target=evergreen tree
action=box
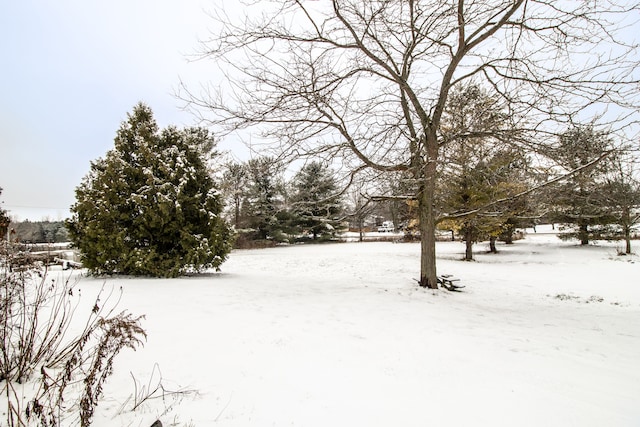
[439,149,527,259]
[550,125,614,245]
[67,103,232,277]
[437,84,525,260]
[242,157,286,241]
[290,161,343,240]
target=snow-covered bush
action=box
[67,103,233,277]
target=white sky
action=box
[1,1,228,221]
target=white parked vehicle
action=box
[377,221,394,232]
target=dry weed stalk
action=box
[117,363,199,422]
[1,243,146,426]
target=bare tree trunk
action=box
[464,229,474,261]
[624,224,632,254]
[418,178,438,289]
[416,132,440,289]
[489,236,497,253]
[579,222,589,245]
[625,229,631,254]
[420,194,438,289]
[623,209,632,254]
[234,197,241,228]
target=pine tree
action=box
[437,84,525,260]
[550,125,614,245]
[67,103,232,277]
[242,157,287,241]
[439,149,527,259]
[290,161,343,240]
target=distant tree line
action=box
[6,219,69,244]
[0,189,69,244]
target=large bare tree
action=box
[184,0,639,288]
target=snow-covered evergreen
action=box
[242,157,287,241]
[67,103,232,277]
[290,161,343,240]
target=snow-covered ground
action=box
[54,227,640,426]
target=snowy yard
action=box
[62,228,640,426]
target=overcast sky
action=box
[1,1,228,221]
[2,2,638,221]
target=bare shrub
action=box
[1,243,146,426]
